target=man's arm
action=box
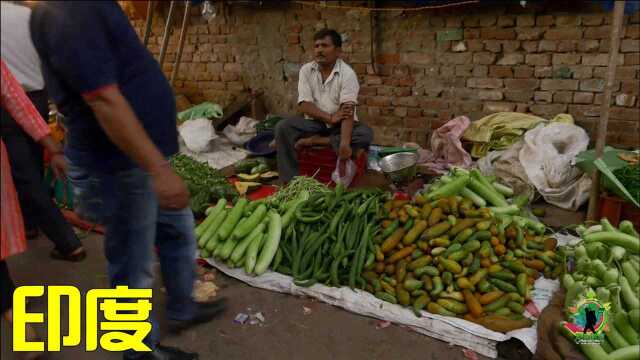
[84,86,189,209]
[298,101,337,125]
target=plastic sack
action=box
[416,116,472,174]
[332,158,356,187]
[223,116,258,146]
[178,118,217,153]
[519,123,591,211]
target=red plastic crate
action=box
[297,146,367,186]
[598,194,640,232]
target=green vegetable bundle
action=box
[560,218,640,360]
[170,154,237,214]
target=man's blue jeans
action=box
[66,162,198,351]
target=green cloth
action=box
[177,102,223,124]
[463,112,573,158]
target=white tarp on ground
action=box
[205,258,561,358]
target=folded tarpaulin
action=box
[462,112,574,158]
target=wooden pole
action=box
[170,1,191,85]
[142,1,155,46]
[158,1,177,69]
[586,0,626,221]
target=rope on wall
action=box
[291,0,480,12]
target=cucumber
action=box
[217,198,248,241]
[244,234,265,275]
[196,199,227,239]
[254,211,283,275]
[202,210,228,251]
[230,223,266,263]
[231,204,268,240]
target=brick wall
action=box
[128,2,640,148]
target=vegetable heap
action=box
[613,164,640,205]
[170,154,237,214]
[196,198,282,276]
[559,219,640,360]
[274,185,385,288]
[361,169,561,332]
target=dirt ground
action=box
[1,172,585,360]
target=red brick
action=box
[401,52,433,65]
[405,108,421,117]
[582,54,624,66]
[377,86,394,96]
[474,90,504,101]
[394,77,416,87]
[580,79,606,92]
[517,28,545,40]
[465,29,481,40]
[610,107,640,121]
[553,54,581,65]
[473,52,496,65]
[288,34,300,44]
[484,102,516,113]
[393,96,420,107]
[618,133,640,148]
[534,91,553,103]
[522,41,539,53]
[467,78,503,89]
[584,26,610,40]
[558,41,578,52]
[578,40,601,52]
[473,65,489,77]
[505,78,539,91]
[489,65,513,78]
[626,53,640,65]
[446,16,463,27]
[227,81,244,91]
[405,117,429,129]
[570,66,594,79]
[540,79,579,90]
[290,23,303,33]
[480,16,498,27]
[367,96,392,106]
[394,87,412,97]
[535,66,553,78]
[220,72,239,81]
[569,104,601,118]
[394,107,408,117]
[516,104,530,113]
[573,92,594,104]
[621,39,640,53]
[556,15,581,27]
[626,24,640,39]
[502,41,521,52]
[514,66,534,78]
[467,40,485,51]
[366,75,383,85]
[537,15,554,27]
[376,53,400,64]
[464,15,481,27]
[455,65,474,77]
[481,28,517,40]
[442,52,473,65]
[540,41,563,54]
[497,53,524,65]
[360,86,377,96]
[421,99,449,110]
[505,91,534,102]
[223,63,242,72]
[544,28,583,40]
[497,16,515,27]
[530,103,568,115]
[582,14,605,26]
[526,54,551,66]
[485,40,502,53]
[517,15,536,27]
[553,91,573,103]
[621,81,640,95]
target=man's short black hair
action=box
[313,29,342,48]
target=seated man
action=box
[275,28,373,183]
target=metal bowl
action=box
[379,152,418,183]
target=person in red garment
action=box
[0,59,67,359]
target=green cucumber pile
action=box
[559,219,640,360]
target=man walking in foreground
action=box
[30,2,224,359]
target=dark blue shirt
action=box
[30,1,178,172]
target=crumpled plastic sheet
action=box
[205,257,560,358]
[179,136,248,170]
[417,116,473,175]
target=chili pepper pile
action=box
[362,172,562,333]
[559,219,639,360]
[272,184,386,288]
